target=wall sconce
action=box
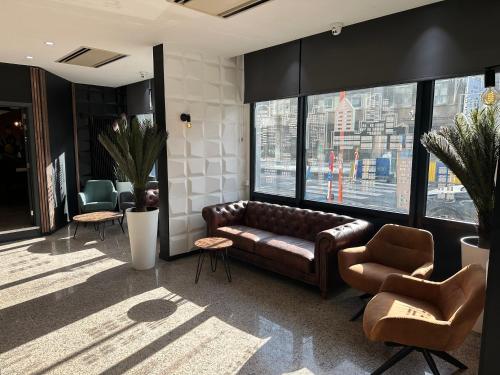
[482,67,499,106]
[180,113,192,128]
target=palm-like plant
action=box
[98,116,168,212]
[421,105,500,248]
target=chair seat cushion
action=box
[215,225,275,253]
[363,292,445,345]
[82,202,115,212]
[255,236,315,274]
[343,262,409,295]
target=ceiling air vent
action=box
[168,0,272,18]
[56,47,128,68]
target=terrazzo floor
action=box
[0,223,481,374]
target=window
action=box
[425,74,499,223]
[304,83,418,213]
[254,98,298,197]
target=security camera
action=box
[331,22,344,36]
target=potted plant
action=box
[421,105,499,271]
[114,166,132,210]
[99,116,168,270]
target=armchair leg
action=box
[350,294,371,321]
[350,304,366,321]
[422,350,440,375]
[429,350,467,370]
[371,346,414,375]
[371,346,467,375]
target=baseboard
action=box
[159,248,198,261]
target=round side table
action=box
[194,237,233,283]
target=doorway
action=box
[0,106,35,232]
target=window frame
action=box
[249,71,495,228]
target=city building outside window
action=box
[425,74,499,223]
[304,83,418,213]
[254,98,298,197]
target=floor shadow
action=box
[1,228,480,375]
[127,299,177,322]
[0,263,160,353]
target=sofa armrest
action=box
[202,201,248,236]
[411,262,434,279]
[380,273,441,303]
[316,219,373,256]
[315,219,373,297]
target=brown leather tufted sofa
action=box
[202,200,373,297]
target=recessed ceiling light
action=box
[26,55,33,59]
[45,41,55,46]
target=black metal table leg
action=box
[73,222,79,239]
[195,250,206,283]
[99,222,105,241]
[118,218,125,233]
[210,251,218,272]
[222,248,232,282]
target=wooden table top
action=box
[194,237,233,250]
[73,211,123,223]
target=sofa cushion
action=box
[255,236,315,274]
[215,225,275,253]
[342,262,409,295]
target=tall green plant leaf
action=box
[98,116,168,212]
[421,105,500,248]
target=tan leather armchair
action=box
[363,264,486,375]
[338,224,434,320]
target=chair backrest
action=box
[440,264,486,349]
[244,201,356,241]
[84,180,115,202]
[367,224,433,273]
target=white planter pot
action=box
[116,181,132,210]
[126,207,159,270]
[461,236,489,333]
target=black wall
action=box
[244,0,500,281]
[480,163,500,374]
[244,41,300,102]
[245,0,500,102]
[74,84,126,186]
[45,72,78,226]
[124,79,154,116]
[0,63,31,103]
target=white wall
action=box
[164,48,249,256]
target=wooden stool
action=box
[194,237,233,283]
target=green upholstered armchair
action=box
[78,180,118,213]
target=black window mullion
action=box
[249,103,256,200]
[408,80,434,227]
[296,96,307,205]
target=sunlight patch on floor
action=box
[0,257,124,308]
[128,316,269,375]
[0,247,111,287]
[0,288,205,375]
[0,237,46,252]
